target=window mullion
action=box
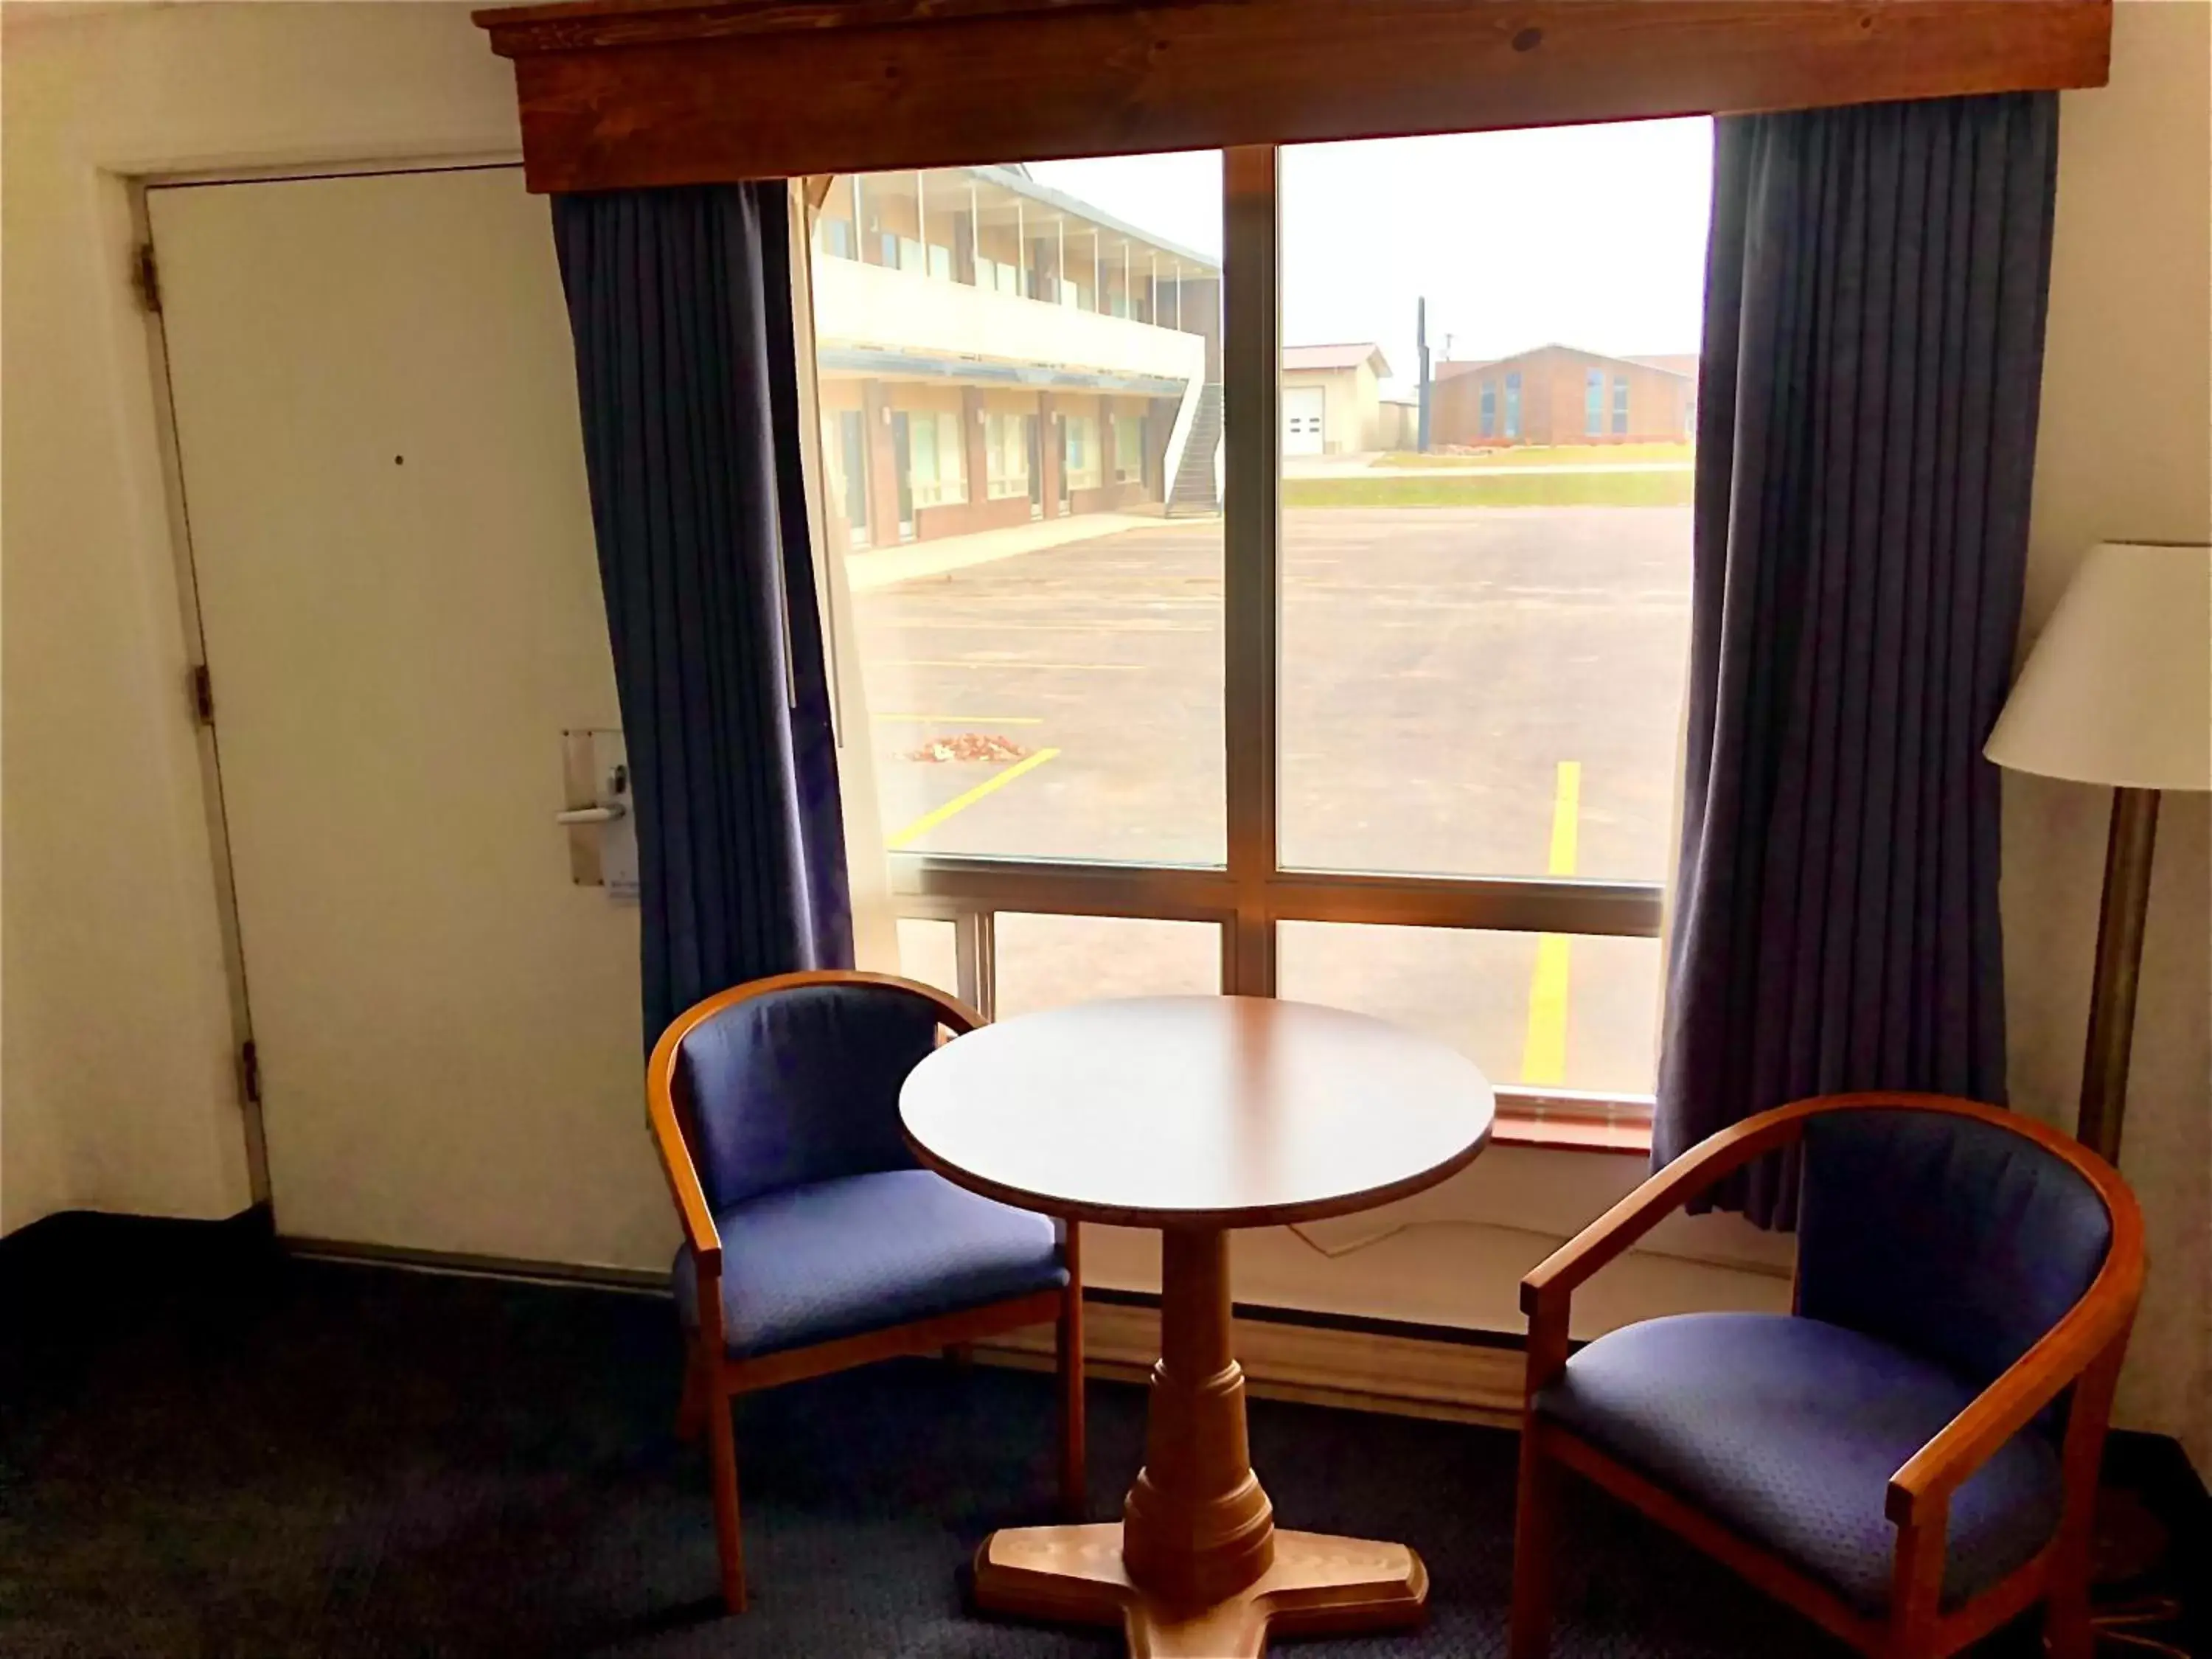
[1222,144,1281,998]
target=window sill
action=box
[1490,1093,1653,1155]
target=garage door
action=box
[1284,386,1326,455]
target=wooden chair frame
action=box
[1511,1093,2144,1659]
[646,968,1087,1614]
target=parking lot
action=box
[849,505,1693,1097]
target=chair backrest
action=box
[1797,1107,2115,1392]
[670,975,967,1211]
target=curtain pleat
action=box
[554,185,852,1048]
[1655,95,2058,1226]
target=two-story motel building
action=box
[810,165,1223,552]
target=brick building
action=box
[1430,344,1694,448]
[811,166,1222,550]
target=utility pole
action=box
[1416,296,1432,453]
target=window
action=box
[818,153,1225,868]
[906,409,967,508]
[810,127,1707,1128]
[928,242,954,281]
[984,411,1032,500]
[1113,414,1145,485]
[994,914,1220,1018]
[1062,414,1102,490]
[816,215,855,260]
[1612,375,1631,435]
[975,253,1026,297]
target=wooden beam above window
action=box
[474,0,2110,194]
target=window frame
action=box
[807,147,1666,1147]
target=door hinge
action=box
[239,1040,262,1107]
[189,663,215,725]
[134,240,163,314]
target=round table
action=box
[902,995,1495,1658]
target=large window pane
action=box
[1276,921,1660,1096]
[817,156,1226,865]
[1276,122,1711,883]
[992,913,1221,1020]
[895,916,960,1001]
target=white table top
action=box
[901,995,1495,1230]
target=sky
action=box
[1029,118,1713,399]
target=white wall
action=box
[2008,0,2212,1472]
[4,0,2205,1477]
[1,2,522,1234]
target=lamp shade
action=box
[1986,541,2212,791]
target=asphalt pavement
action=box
[851,506,1692,1097]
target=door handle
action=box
[554,803,627,826]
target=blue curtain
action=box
[553,184,852,1047]
[1655,94,2059,1226]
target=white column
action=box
[915,170,926,265]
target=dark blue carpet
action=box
[1,1249,2050,1658]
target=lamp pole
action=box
[2077,787,2160,1164]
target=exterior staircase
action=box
[1164,382,1223,516]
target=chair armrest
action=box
[1520,1098,1820,1318]
[1887,1205,2146,1526]
[646,1018,723,1276]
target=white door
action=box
[1283,385,1326,455]
[150,168,669,1270]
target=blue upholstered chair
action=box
[646,970,1085,1613]
[1512,1093,2142,1659]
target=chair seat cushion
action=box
[672,1169,1066,1359]
[1534,1312,2063,1615]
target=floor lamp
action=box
[1985,540,2212,1164]
[1983,540,2211,1652]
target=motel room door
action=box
[149,167,672,1272]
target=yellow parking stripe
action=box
[1520,760,1582,1085]
[1548,759,1581,875]
[886,748,1062,851]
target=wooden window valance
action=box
[475,0,2110,194]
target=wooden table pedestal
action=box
[972,1230,1428,1658]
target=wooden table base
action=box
[973,1228,1429,1657]
[975,1522,1429,1658]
